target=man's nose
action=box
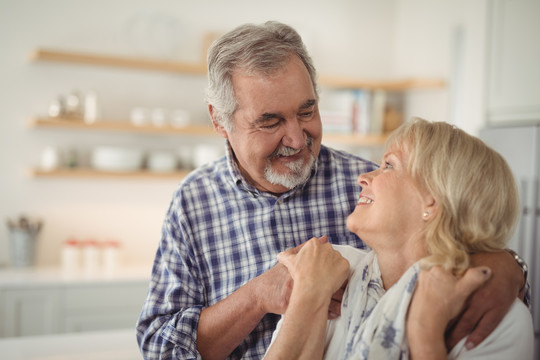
[282,120,306,149]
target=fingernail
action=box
[465,340,475,350]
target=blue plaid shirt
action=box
[136,144,378,359]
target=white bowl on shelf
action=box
[90,146,144,172]
[147,151,177,172]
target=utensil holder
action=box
[9,229,37,267]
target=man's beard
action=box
[264,136,316,190]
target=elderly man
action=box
[136,21,526,359]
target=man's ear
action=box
[209,105,228,138]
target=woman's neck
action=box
[375,239,427,290]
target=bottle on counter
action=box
[102,240,121,274]
[61,238,81,273]
[82,239,101,275]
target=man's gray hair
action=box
[205,21,318,131]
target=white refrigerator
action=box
[480,124,539,358]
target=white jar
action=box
[84,90,99,124]
[40,146,61,171]
[82,240,101,275]
[102,240,121,274]
[61,238,81,273]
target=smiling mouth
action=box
[270,135,314,160]
[277,148,302,158]
[357,195,374,205]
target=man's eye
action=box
[261,122,280,129]
[299,111,314,118]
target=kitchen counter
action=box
[0,328,141,359]
[0,265,151,288]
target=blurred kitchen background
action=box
[0,0,538,358]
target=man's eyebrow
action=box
[300,99,316,109]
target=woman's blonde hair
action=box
[386,118,520,274]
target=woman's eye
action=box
[384,161,393,169]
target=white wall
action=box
[393,0,488,135]
[0,0,401,267]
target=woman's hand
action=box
[407,266,492,360]
[277,236,350,302]
[264,237,350,360]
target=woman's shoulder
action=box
[449,299,534,359]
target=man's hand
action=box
[408,266,491,360]
[250,238,318,315]
[445,250,525,350]
[328,280,347,319]
[254,236,348,318]
[251,260,295,315]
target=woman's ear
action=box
[422,195,437,221]
[209,105,228,138]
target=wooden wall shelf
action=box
[29,168,191,180]
[30,117,387,145]
[318,75,446,91]
[29,117,217,136]
[30,48,207,75]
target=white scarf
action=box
[331,251,420,360]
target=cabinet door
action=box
[0,289,61,337]
[487,0,540,123]
[63,283,148,333]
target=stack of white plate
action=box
[91,146,144,172]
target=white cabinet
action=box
[0,268,149,338]
[486,0,540,123]
[1,288,61,337]
[62,283,148,333]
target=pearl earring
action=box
[423,211,431,219]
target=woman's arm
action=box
[407,266,491,360]
[264,237,350,360]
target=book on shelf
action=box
[320,88,402,136]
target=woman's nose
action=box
[358,169,376,186]
[358,174,368,186]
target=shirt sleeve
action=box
[136,206,205,360]
[448,299,534,360]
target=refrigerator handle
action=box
[530,178,539,333]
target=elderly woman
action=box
[264,118,533,359]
